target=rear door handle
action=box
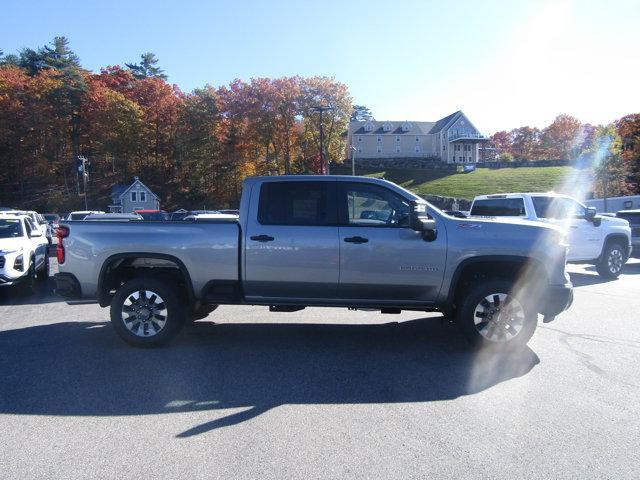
[250,234,275,242]
[344,236,369,244]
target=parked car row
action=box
[0,208,52,245]
[0,213,49,290]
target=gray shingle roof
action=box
[350,120,435,135]
[428,111,461,134]
[110,185,128,198]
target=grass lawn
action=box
[332,165,590,200]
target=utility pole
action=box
[351,146,357,176]
[600,138,609,213]
[311,105,333,174]
[77,155,89,210]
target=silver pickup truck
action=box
[55,175,573,349]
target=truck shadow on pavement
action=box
[0,318,539,438]
[0,278,63,306]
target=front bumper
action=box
[538,282,574,318]
[0,272,28,287]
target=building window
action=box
[140,191,146,202]
[377,135,382,143]
[415,145,421,153]
[443,145,446,151]
[358,136,362,142]
[377,145,382,153]
[131,191,137,202]
[415,137,419,142]
[459,156,463,162]
[395,136,400,142]
[396,145,401,153]
[357,146,362,153]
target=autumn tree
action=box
[490,130,511,155]
[298,76,352,172]
[587,124,629,197]
[126,53,167,80]
[351,105,372,121]
[539,114,582,160]
[617,114,640,194]
[509,126,541,160]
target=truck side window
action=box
[340,183,410,227]
[258,181,336,226]
[471,198,525,216]
[533,197,585,219]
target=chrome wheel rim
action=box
[473,293,525,343]
[607,249,623,274]
[122,290,167,337]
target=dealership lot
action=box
[1,260,639,479]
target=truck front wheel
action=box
[457,280,537,350]
[110,277,186,347]
[596,242,626,279]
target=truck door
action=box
[533,196,602,260]
[243,180,340,301]
[337,182,446,303]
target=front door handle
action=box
[344,236,369,244]
[250,234,275,242]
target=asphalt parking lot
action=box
[1,259,639,479]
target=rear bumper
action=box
[54,272,82,300]
[538,282,573,318]
[0,272,28,287]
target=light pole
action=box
[311,105,333,174]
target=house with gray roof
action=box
[347,111,488,165]
[108,177,160,213]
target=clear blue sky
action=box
[2,0,639,133]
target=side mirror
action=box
[585,206,597,221]
[30,230,42,237]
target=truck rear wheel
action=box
[457,280,537,350]
[596,242,626,279]
[110,277,186,347]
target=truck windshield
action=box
[0,219,24,238]
[471,198,526,216]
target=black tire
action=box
[596,242,626,279]
[110,276,186,347]
[18,259,36,295]
[457,279,537,350]
[36,251,49,282]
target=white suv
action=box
[470,193,632,278]
[0,214,49,290]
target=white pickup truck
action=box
[0,214,49,290]
[470,193,632,278]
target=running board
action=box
[269,305,306,313]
